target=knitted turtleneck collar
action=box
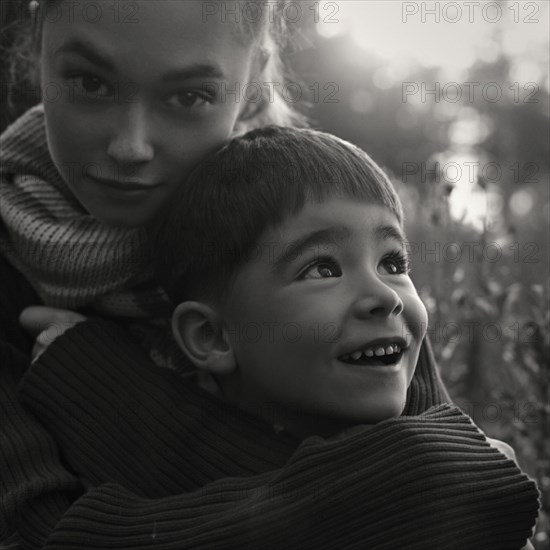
[0,104,169,318]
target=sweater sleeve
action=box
[42,448,538,550]
[0,256,84,549]
[38,415,540,550]
[0,340,82,549]
[0,254,40,356]
[18,320,539,550]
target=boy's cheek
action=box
[405,293,429,339]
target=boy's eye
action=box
[300,260,342,280]
[166,91,211,110]
[381,251,410,275]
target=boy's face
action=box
[221,199,428,437]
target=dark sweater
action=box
[0,315,540,550]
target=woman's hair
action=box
[149,126,404,306]
[227,0,309,129]
[1,0,308,130]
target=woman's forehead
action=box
[42,0,255,82]
[42,0,252,37]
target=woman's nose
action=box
[352,272,404,319]
[107,106,154,165]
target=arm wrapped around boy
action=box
[9,319,539,550]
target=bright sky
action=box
[317,1,549,81]
[316,0,549,231]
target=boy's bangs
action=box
[236,131,404,227]
[150,127,404,305]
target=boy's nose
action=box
[107,106,154,165]
[352,275,404,320]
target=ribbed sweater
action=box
[1,318,540,550]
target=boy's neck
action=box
[216,376,366,440]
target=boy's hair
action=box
[149,126,404,306]
[2,0,307,131]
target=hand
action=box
[19,306,87,362]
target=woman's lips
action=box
[89,175,161,192]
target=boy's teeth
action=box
[340,343,404,362]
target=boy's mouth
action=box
[338,339,406,367]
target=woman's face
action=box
[41,0,256,227]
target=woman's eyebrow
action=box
[54,39,115,71]
[54,38,226,81]
[272,226,351,271]
[160,64,226,83]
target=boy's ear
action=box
[172,302,236,375]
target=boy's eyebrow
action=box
[375,225,407,246]
[273,226,351,271]
[54,39,226,81]
[272,223,406,271]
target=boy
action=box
[153,125,427,438]
[5,127,538,549]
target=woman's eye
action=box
[166,91,210,110]
[381,252,410,275]
[68,74,110,97]
[301,261,342,280]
